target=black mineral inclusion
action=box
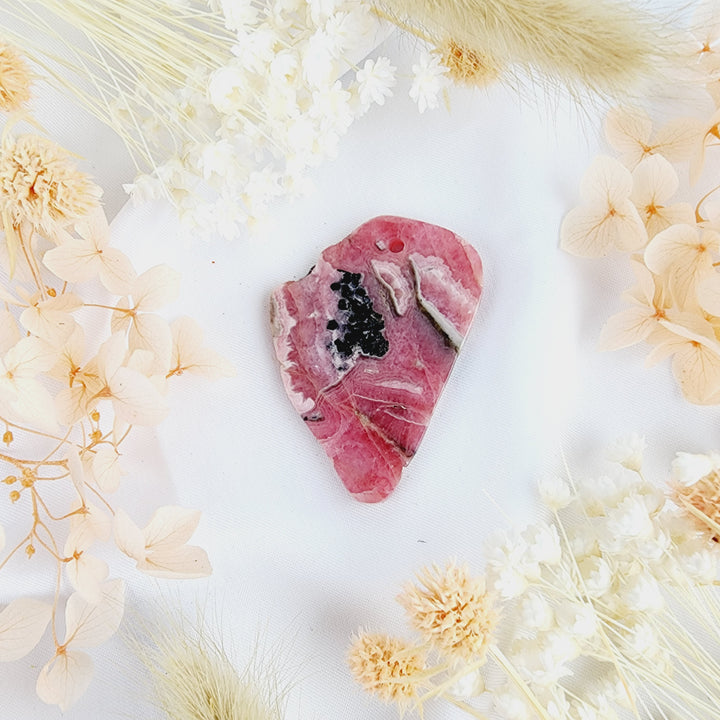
[328,270,388,360]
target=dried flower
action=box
[560,155,647,257]
[0,41,31,113]
[348,633,426,708]
[440,41,500,87]
[0,103,232,711]
[671,467,720,541]
[352,440,720,719]
[398,562,497,660]
[561,9,720,405]
[0,135,101,231]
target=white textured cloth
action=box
[3,26,719,720]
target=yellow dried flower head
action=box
[0,135,102,231]
[672,471,720,541]
[348,633,426,708]
[398,562,497,660]
[440,41,501,86]
[0,42,31,113]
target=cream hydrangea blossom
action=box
[562,28,720,405]
[630,155,695,239]
[605,106,701,169]
[560,156,647,257]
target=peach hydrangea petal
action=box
[0,597,52,662]
[90,444,123,494]
[560,202,646,257]
[579,155,633,204]
[114,506,211,579]
[597,306,659,351]
[64,579,124,649]
[64,550,109,605]
[131,264,181,312]
[690,107,720,184]
[561,156,646,257]
[36,650,93,712]
[672,342,720,404]
[605,107,652,168]
[630,155,695,238]
[698,274,720,316]
[606,107,702,168]
[653,117,705,164]
[644,225,719,306]
[170,316,236,379]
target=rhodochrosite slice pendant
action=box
[270,216,483,502]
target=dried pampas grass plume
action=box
[374,0,675,98]
[132,608,287,720]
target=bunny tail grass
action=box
[132,611,287,720]
[376,0,678,98]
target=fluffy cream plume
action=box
[132,609,286,720]
[374,0,674,97]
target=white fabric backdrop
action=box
[3,22,720,720]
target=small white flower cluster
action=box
[483,435,720,719]
[560,2,720,405]
[123,0,449,239]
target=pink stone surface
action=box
[270,216,483,502]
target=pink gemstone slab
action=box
[270,216,483,502]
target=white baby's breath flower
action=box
[356,57,396,109]
[604,494,654,541]
[538,474,573,510]
[676,539,718,582]
[578,475,625,515]
[447,667,485,697]
[523,523,562,566]
[605,433,646,472]
[634,528,671,561]
[519,592,554,631]
[671,451,716,486]
[578,556,613,598]
[619,618,660,661]
[620,573,664,612]
[493,689,531,720]
[568,526,598,560]
[409,50,449,113]
[555,601,598,640]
